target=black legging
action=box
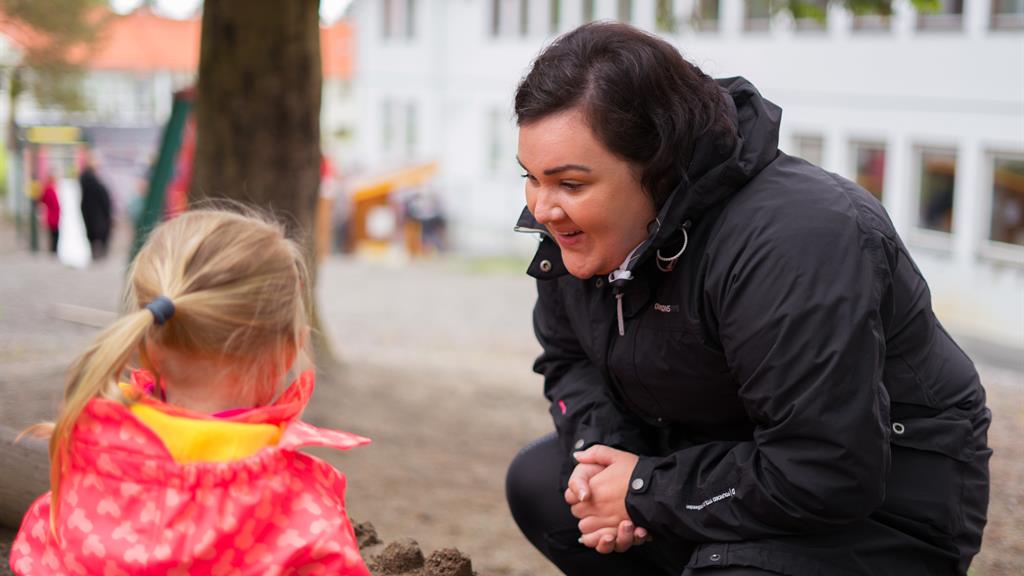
[506,433,779,575]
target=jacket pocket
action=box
[626,326,744,426]
[881,414,974,536]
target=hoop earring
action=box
[656,228,688,273]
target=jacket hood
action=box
[517,77,781,280]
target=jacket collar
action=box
[516,77,781,282]
[125,369,315,425]
[106,370,370,456]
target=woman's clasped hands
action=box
[565,445,650,554]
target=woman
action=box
[505,22,990,576]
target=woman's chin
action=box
[564,258,609,280]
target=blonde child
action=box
[10,209,371,575]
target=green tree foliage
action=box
[0,0,109,112]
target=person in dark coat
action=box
[79,154,113,260]
[505,23,990,576]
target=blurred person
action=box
[505,22,990,576]
[10,209,372,575]
[79,152,114,260]
[406,191,447,255]
[38,175,60,254]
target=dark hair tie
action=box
[145,296,175,325]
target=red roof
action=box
[77,9,201,73]
[1,8,352,79]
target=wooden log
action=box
[0,426,49,530]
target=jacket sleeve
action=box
[625,214,893,541]
[534,277,652,487]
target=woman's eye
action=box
[561,181,583,191]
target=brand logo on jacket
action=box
[685,488,736,511]
[653,303,680,313]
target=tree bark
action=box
[0,427,48,530]
[190,0,340,369]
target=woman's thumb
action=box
[573,445,611,465]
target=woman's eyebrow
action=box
[516,156,593,175]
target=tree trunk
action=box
[190,0,340,370]
[0,427,48,529]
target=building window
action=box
[792,134,824,167]
[851,2,892,31]
[383,0,415,39]
[851,141,886,202]
[917,0,963,31]
[550,0,561,33]
[744,0,773,31]
[989,153,1024,246]
[381,100,395,153]
[692,0,720,31]
[493,0,529,36]
[133,74,153,118]
[618,0,633,22]
[405,103,417,159]
[488,109,505,175]
[656,0,677,32]
[992,0,1024,30]
[583,0,596,23]
[916,147,957,234]
[791,0,828,31]
[383,0,393,37]
[406,0,416,37]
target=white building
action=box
[351,0,1023,351]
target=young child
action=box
[10,209,372,575]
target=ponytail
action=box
[43,308,156,532]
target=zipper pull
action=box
[614,286,625,336]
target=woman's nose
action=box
[532,189,565,224]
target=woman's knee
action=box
[506,433,562,526]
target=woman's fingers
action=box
[564,486,580,506]
[595,532,617,554]
[566,461,606,505]
[577,514,618,534]
[614,520,635,553]
[567,475,588,503]
[577,524,614,545]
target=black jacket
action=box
[518,78,990,575]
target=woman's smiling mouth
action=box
[554,229,585,247]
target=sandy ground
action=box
[0,221,1021,575]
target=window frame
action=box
[909,144,959,252]
[978,149,1024,265]
[848,139,888,205]
[916,0,965,32]
[991,0,1024,30]
[690,0,721,32]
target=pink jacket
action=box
[10,371,372,575]
[38,181,59,231]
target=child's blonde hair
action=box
[41,208,312,528]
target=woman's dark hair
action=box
[515,22,737,208]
